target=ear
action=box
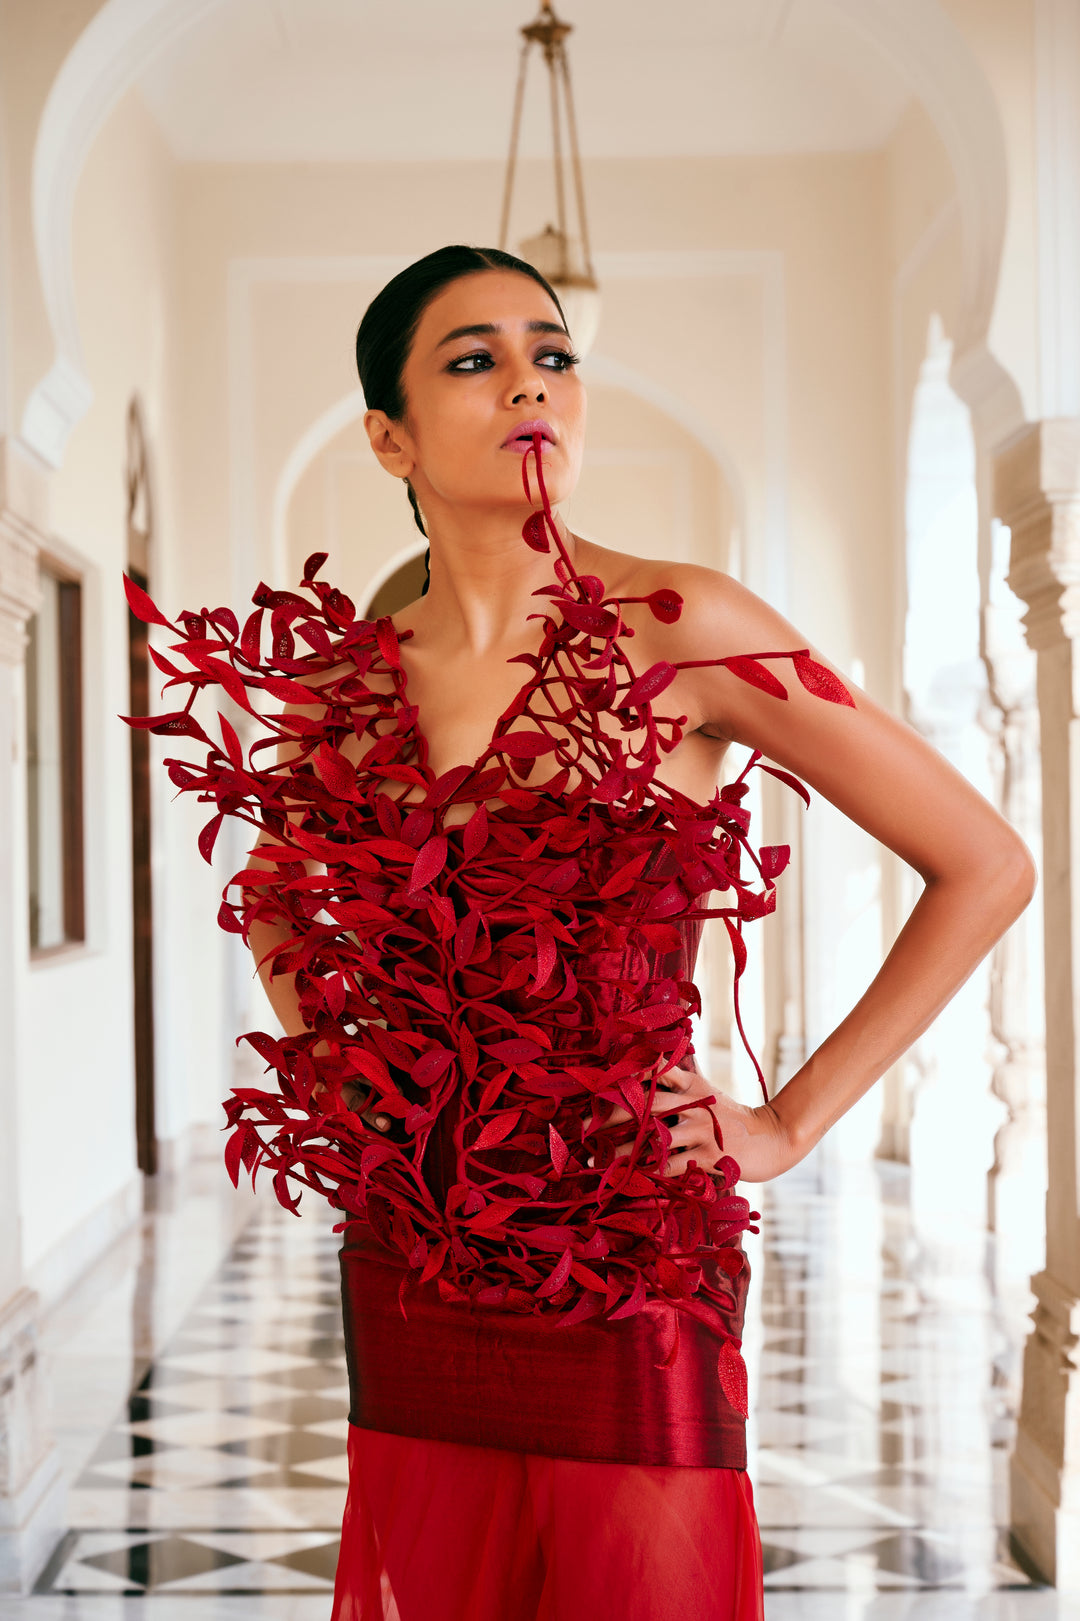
[364,409,415,479]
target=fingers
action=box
[327,1082,397,1136]
[605,1084,704,1128]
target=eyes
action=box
[447,346,580,375]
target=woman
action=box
[126,245,1035,1620]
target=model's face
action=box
[392,270,586,515]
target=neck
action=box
[409,500,576,657]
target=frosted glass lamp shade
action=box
[518,225,601,357]
[553,280,601,359]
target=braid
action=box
[405,480,431,597]
[405,479,427,538]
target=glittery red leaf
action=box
[792,651,856,706]
[495,731,559,759]
[536,1249,574,1298]
[622,661,677,707]
[474,1111,522,1149]
[548,1123,569,1177]
[522,511,551,553]
[646,588,683,623]
[410,835,448,890]
[717,1339,748,1417]
[124,572,172,627]
[723,656,788,699]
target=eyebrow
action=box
[435,320,569,349]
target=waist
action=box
[339,1226,749,1468]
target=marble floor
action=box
[4,1151,1078,1621]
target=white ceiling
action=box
[135,0,913,163]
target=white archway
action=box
[26,0,1012,469]
[270,387,367,585]
[269,354,748,602]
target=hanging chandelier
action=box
[498,0,601,357]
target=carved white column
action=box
[981,518,1046,1303]
[996,418,1080,1587]
[0,435,65,1591]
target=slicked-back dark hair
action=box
[355,245,567,591]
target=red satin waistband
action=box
[339,1230,748,1469]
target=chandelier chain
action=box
[549,44,568,270]
[558,49,594,280]
[498,39,532,251]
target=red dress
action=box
[125,447,852,1619]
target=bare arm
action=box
[615,568,1037,1181]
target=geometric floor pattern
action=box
[747,1161,1042,1601]
[35,1210,349,1598]
[24,1153,1054,1611]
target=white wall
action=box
[16,90,184,1274]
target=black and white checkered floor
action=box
[12,1156,1073,1618]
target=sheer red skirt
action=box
[331,1423,763,1621]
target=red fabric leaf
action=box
[521,512,551,553]
[558,601,619,636]
[261,676,319,705]
[792,651,856,707]
[722,656,788,699]
[474,1111,522,1150]
[495,730,558,759]
[717,1339,748,1417]
[198,812,225,864]
[487,1037,545,1064]
[468,1199,526,1231]
[123,572,172,627]
[409,835,448,890]
[218,713,243,768]
[759,843,790,880]
[646,588,683,623]
[317,743,357,799]
[608,1272,647,1320]
[535,1248,574,1298]
[622,661,677,708]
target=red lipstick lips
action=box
[502,418,555,454]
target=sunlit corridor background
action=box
[2,0,1080,1614]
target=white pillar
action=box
[982,516,1046,1301]
[997,418,1080,1588]
[0,436,65,1592]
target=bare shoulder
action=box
[574,540,795,661]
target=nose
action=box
[506,365,546,407]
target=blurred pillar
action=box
[997,418,1080,1587]
[0,435,65,1591]
[981,516,1046,1302]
